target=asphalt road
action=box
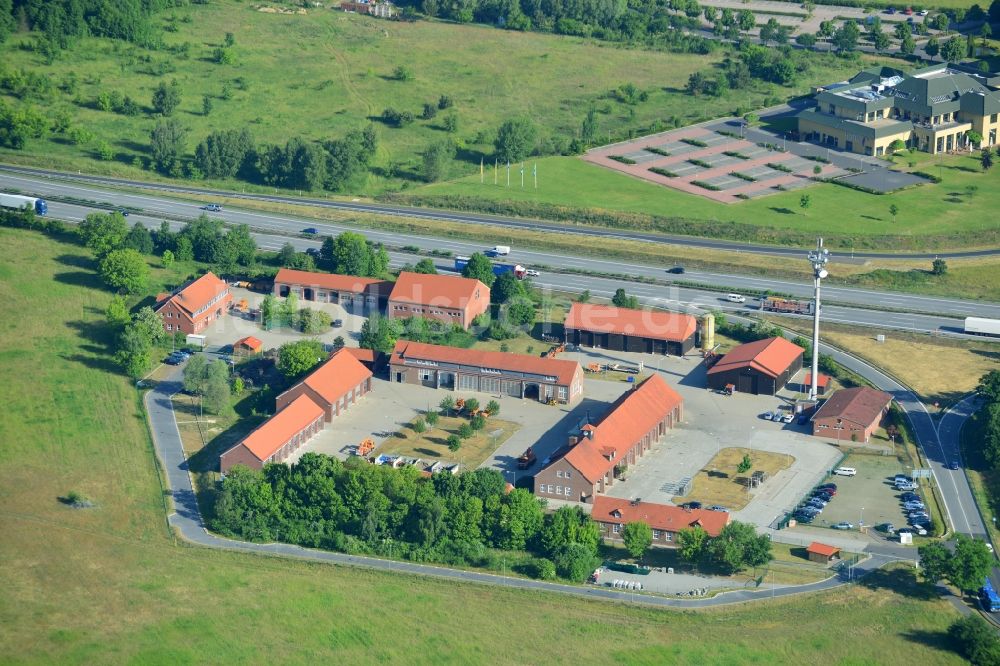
[144,365,888,608]
[3,170,999,336]
[3,164,1000,263]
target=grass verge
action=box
[376,415,519,470]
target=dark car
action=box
[302,227,319,235]
[306,248,321,257]
[667,266,685,274]
[818,483,837,491]
[947,460,960,470]
[332,319,343,328]
[117,209,129,217]
[684,501,702,510]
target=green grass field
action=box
[411,148,1000,245]
[0,226,973,664]
[0,1,893,194]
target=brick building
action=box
[706,337,804,396]
[220,394,325,473]
[534,374,683,502]
[275,348,374,422]
[811,386,893,444]
[273,268,390,310]
[389,340,583,403]
[591,496,730,547]
[563,303,697,356]
[387,272,490,330]
[155,272,232,335]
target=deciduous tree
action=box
[277,339,325,378]
[78,212,128,258]
[621,521,653,560]
[99,248,149,294]
[494,117,537,164]
[461,252,496,287]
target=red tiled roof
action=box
[561,374,682,483]
[591,496,730,537]
[299,348,373,405]
[343,347,377,364]
[804,373,831,388]
[238,394,324,462]
[564,303,697,343]
[806,541,840,557]
[234,336,263,351]
[159,272,229,318]
[388,272,487,307]
[812,387,892,428]
[274,268,387,294]
[391,340,581,386]
[707,337,804,379]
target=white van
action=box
[833,467,857,477]
[726,293,746,303]
[490,245,511,256]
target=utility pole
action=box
[808,238,830,400]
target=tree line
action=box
[213,456,606,582]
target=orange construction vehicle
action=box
[357,438,375,456]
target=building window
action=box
[166,324,172,331]
[992,114,998,123]
[653,530,661,540]
[565,470,571,479]
[555,485,562,494]
[563,486,570,497]
[558,387,566,400]
[556,470,563,479]
[612,524,620,534]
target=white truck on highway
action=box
[965,317,1000,338]
[487,245,511,256]
[0,192,48,215]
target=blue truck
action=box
[454,256,526,279]
[980,577,1000,612]
[0,192,47,215]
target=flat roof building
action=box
[563,303,697,356]
[389,340,583,403]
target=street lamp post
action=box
[808,238,830,400]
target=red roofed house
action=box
[563,302,697,356]
[592,496,731,547]
[806,541,841,564]
[534,374,683,502]
[233,336,263,356]
[155,272,232,335]
[803,373,831,396]
[390,340,583,403]
[275,348,374,422]
[811,386,893,444]
[273,268,390,310]
[220,394,325,473]
[706,337,804,396]
[387,272,490,330]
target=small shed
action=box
[233,336,264,356]
[806,541,841,564]
[804,373,831,396]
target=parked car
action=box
[165,355,182,365]
[761,411,776,421]
[831,522,854,530]
[898,526,928,536]
[876,523,896,534]
[708,505,728,512]
[896,481,918,491]
[833,467,857,477]
[818,483,838,491]
[794,513,815,524]
[684,501,703,510]
[332,319,343,328]
[781,413,794,424]
[917,9,927,15]
[903,502,926,511]
[807,499,827,509]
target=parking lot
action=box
[790,453,915,535]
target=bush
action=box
[470,414,486,431]
[447,434,461,451]
[425,411,439,426]
[457,423,473,439]
[412,417,427,434]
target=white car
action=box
[726,293,746,303]
[781,413,794,423]
[833,467,857,477]
[525,269,540,277]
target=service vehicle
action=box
[726,293,746,303]
[980,578,1000,612]
[761,296,816,315]
[454,256,526,279]
[517,447,537,470]
[487,245,511,256]
[965,317,1000,338]
[833,467,857,476]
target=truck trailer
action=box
[761,296,815,315]
[965,317,1000,338]
[0,192,47,215]
[454,256,526,279]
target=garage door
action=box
[737,373,755,394]
[502,380,521,397]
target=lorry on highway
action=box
[486,245,511,256]
[0,192,47,215]
[516,447,537,470]
[980,577,1000,612]
[965,317,1000,338]
[761,296,815,315]
[454,256,526,279]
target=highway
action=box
[3,164,1000,264]
[3,170,1000,336]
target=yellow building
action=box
[797,64,1000,156]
